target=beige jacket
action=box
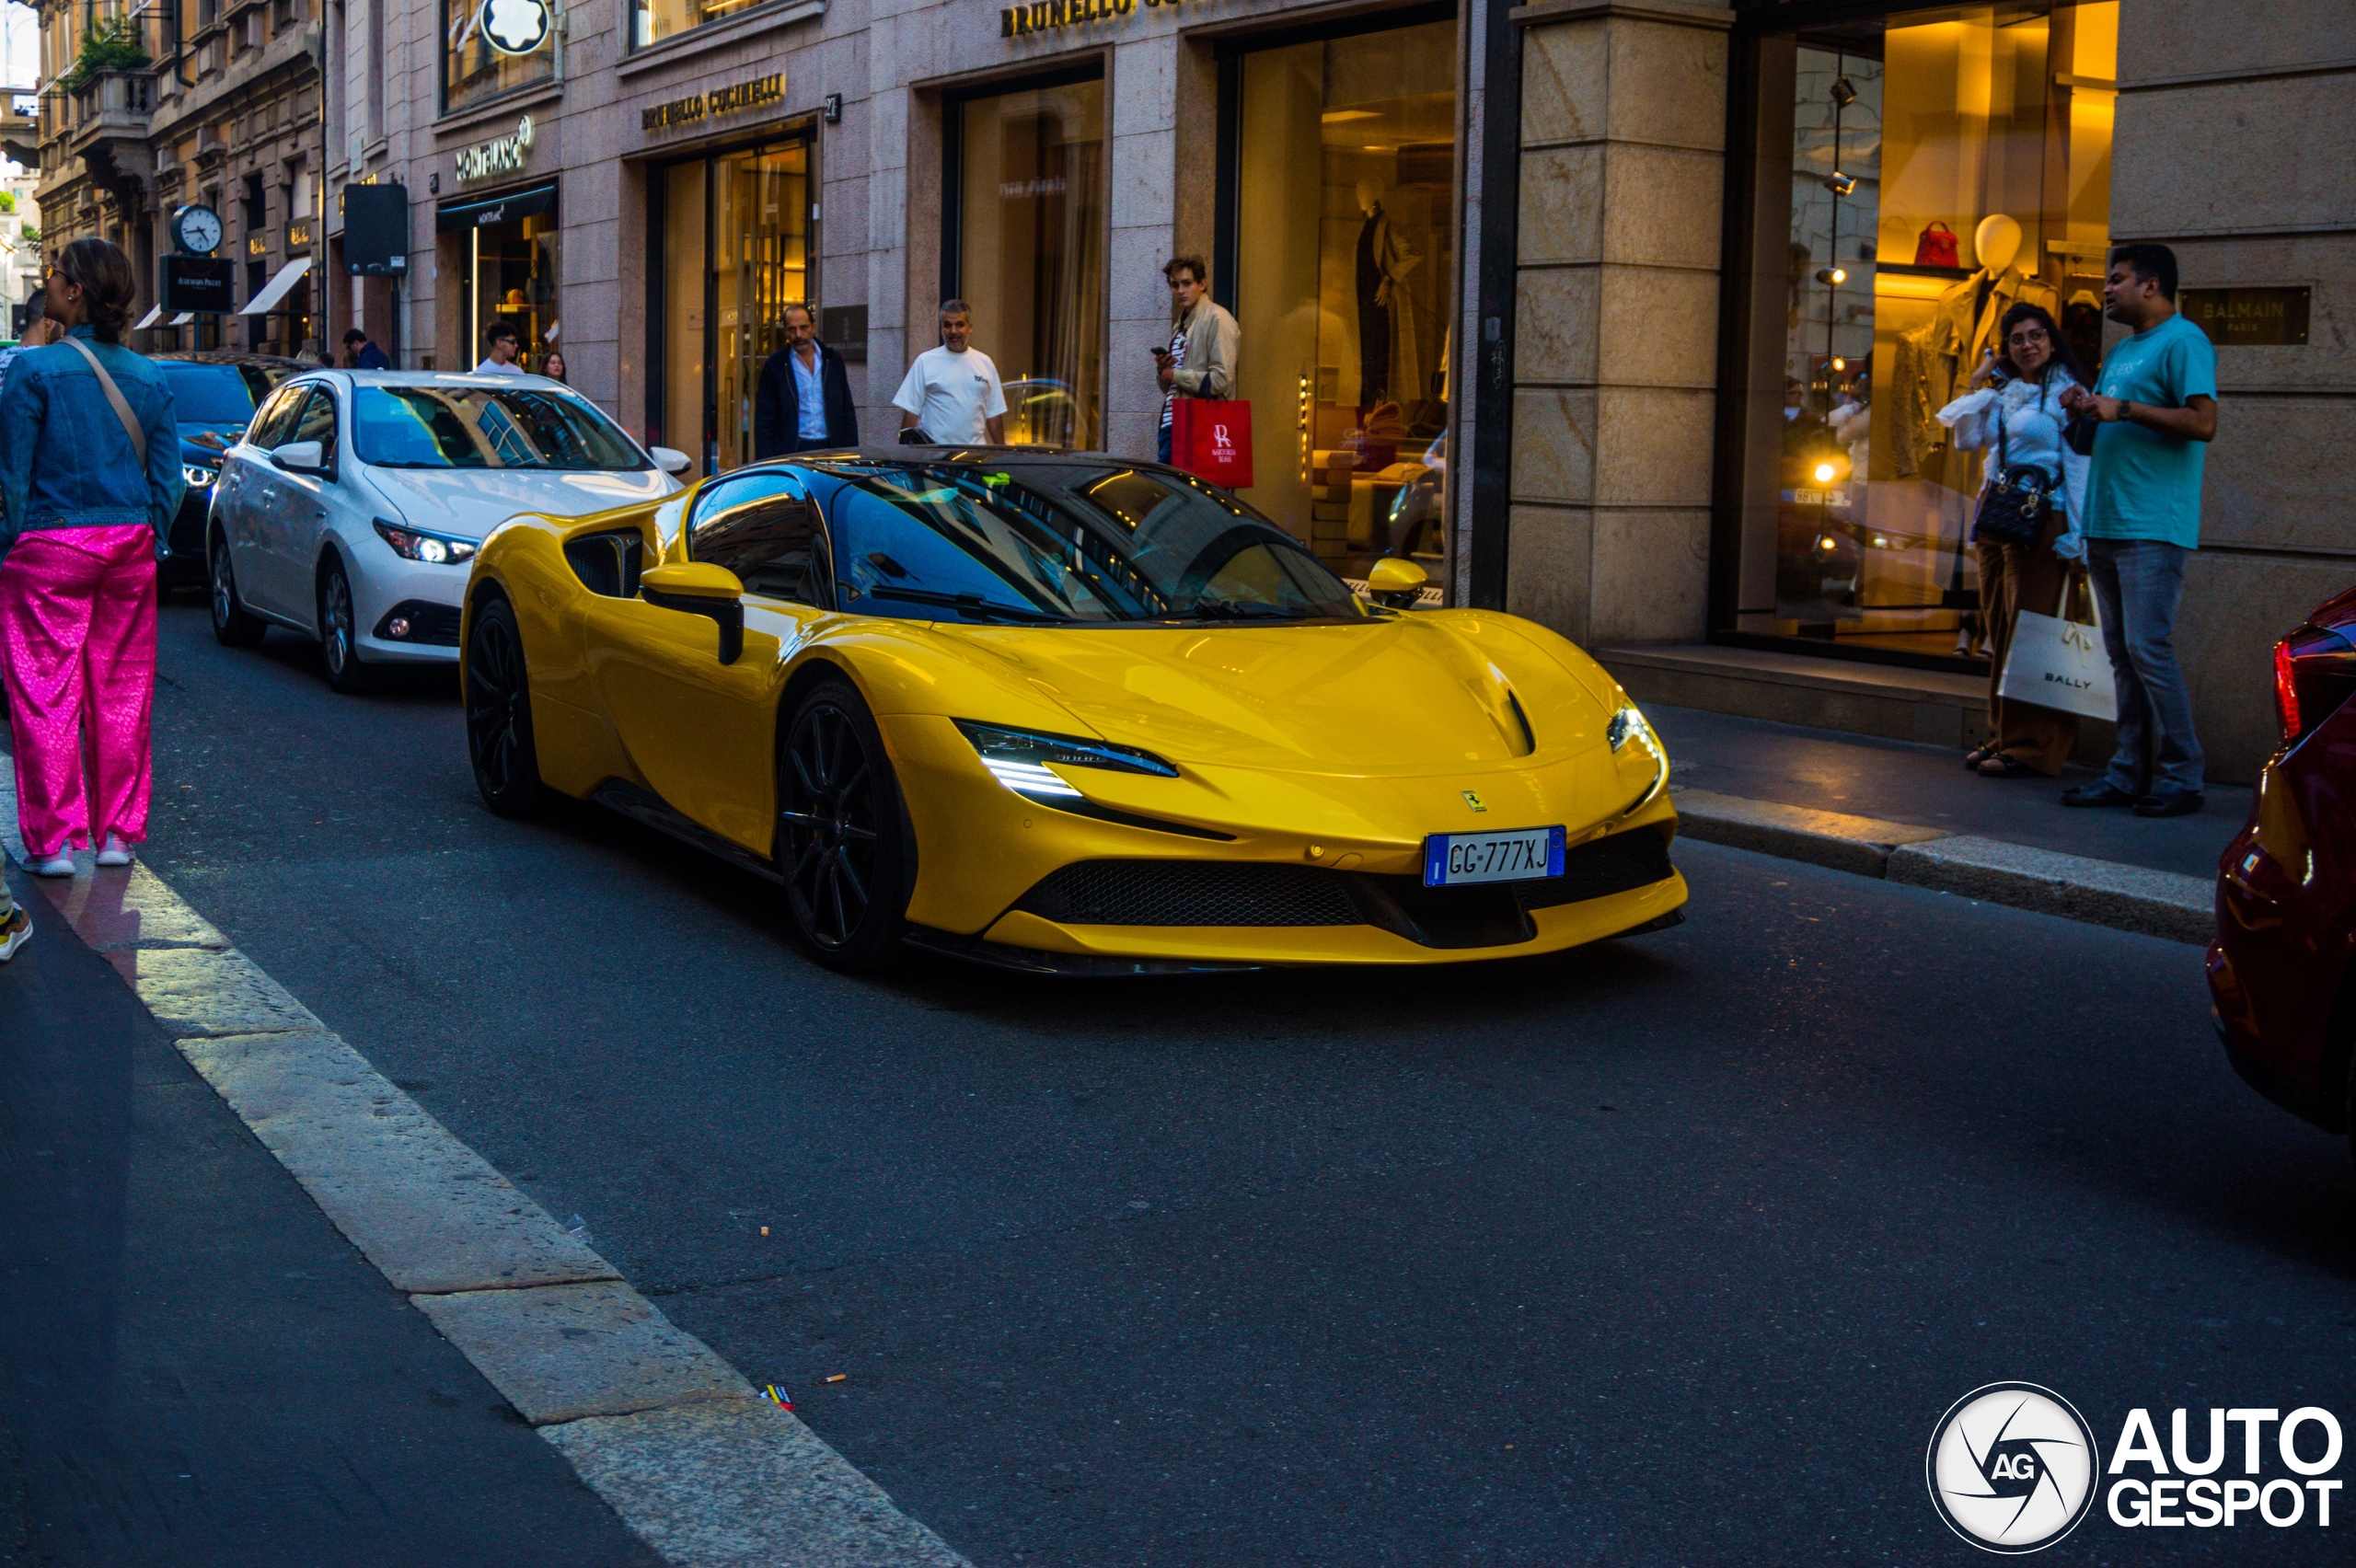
[1170,297,1241,399]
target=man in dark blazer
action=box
[754,303,860,457]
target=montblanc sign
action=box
[455,115,536,185]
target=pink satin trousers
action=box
[0,526,156,859]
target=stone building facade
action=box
[33,0,329,358]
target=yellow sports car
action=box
[458,448,1685,973]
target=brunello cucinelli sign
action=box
[1000,0,1196,40]
[642,73,785,133]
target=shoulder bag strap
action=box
[60,336,147,469]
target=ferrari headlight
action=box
[1607,705,1656,754]
[955,721,1179,802]
[374,517,478,565]
[183,463,218,489]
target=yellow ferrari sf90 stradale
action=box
[458,448,1685,973]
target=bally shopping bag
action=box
[1171,398,1253,490]
[1998,578,2118,721]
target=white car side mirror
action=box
[271,440,328,474]
[650,446,692,476]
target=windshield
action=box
[158,363,261,425]
[352,385,650,470]
[815,460,1366,626]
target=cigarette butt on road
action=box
[760,1226,769,1236]
[825,1374,848,1384]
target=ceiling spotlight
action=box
[1823,171,1857,197]
[1831,356,1847,370]
[1816,267,1848,286]
[1830,76,1858,109]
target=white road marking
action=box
[1,774,971,1567]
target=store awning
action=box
[239,257,314,317]
[169,312,193,326]
[436,182,559,234]
[133,305,165,329]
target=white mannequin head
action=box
[1975,213,2023,275]
[1357,179,1382,216]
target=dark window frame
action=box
[937,61,1108,311]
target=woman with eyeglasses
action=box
[0,237,185,898]
[1937,302,2093,778]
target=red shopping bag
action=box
[1913,221,1960,267]
[1171,398,1253,490]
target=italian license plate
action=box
[1423,825,1566,887]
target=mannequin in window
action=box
[1353,179,1420,407]
[1930,216,2061,410]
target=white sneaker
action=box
[96,835,133,868]
[0,905,29,962]
[30,852,75,877]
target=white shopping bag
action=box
[1998,579,2117,721]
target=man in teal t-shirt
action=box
[2059,243,2219,817]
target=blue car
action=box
[150,352,315,587]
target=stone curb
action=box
[0,773,972,1568]
[1671,787,2214,945]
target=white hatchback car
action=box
[206,370,691,690]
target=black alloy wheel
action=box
[209,531,266,647]
[464,595,544,817]
[778,678,908,971]
[318,556,372,693]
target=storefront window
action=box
[1230,19,1459,588]
[1728,2,2117,660]
[443,184,560,373]
[443,0,558,112]
[954,78,1105,450]
[653,139,811,473]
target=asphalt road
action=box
[100,597,2356,1563]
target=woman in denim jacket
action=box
[0,237,185,887]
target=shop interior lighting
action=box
[1830,76,1858,109]
[1822,171,1857,197]
[1816,267,1847,285]
[1321,110,1378,123]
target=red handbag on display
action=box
[1914,222,1961,267]
[1171,398,1253,490]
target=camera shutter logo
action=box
[1927,1383,2101,1553]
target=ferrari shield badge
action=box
[1461,790,1487,813]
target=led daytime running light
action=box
[954,721,1179,778]
[373,517,478,565]
[182,463,218,488]
[1607,705,1655,753]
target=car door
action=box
[265,386,343,630]
[216,383,306,617]
[585,469,832,854]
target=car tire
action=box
[209,531,267,648]
[464,594,545,818]
[778,675,910,972]
[317,554,374,694]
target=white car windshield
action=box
[352,386,649,471]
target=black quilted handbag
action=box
[1972,401,2054,548]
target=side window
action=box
[292,388,339,471]
[248,385,307,449]
[688,472,832,607]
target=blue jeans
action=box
[2086,538,2203,796]
[1157,421,1172,465]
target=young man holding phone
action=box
[1153,256,1239,465]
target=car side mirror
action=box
[1366,556,1428,609]
[641,562,745,664]
[650,446,692,476]
[270,439,327,475]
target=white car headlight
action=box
[183,463,218,489]
[1607,705,1656,753]
[373,517,478,565]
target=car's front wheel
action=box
[465,594,544,817]
[209,531,266,647]
[778,675,909,971]
[318,555,373,694]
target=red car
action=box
[2211,583,2356,1157]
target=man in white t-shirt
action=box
[473,317,526,375]
[892,300,1006,444]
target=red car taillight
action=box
[2275,637,2303,744]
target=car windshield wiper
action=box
[1180,600,1317,621]
[862,585,1067,623]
